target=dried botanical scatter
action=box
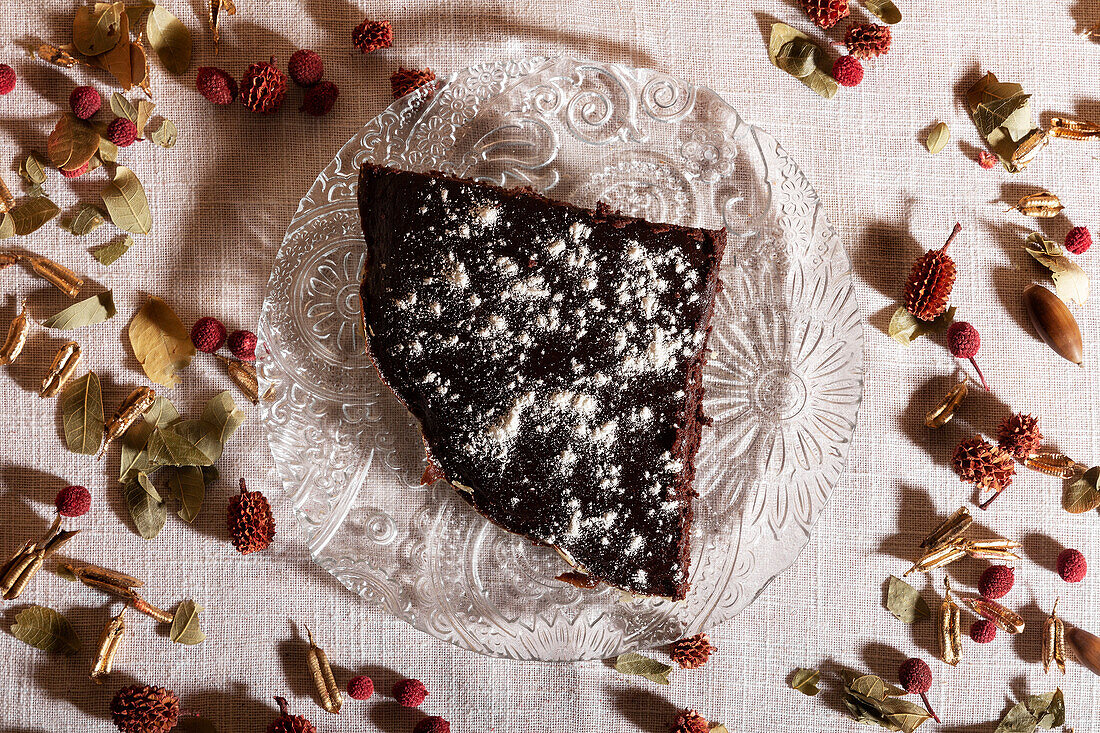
[304,626,342,713]
[1050,116,1100,140]
[353,18,393,54]
[0,301,29,365]
[952,435,1015,509]
[1057,548,1086,582]
[106,118,138,147]
[991,689,1065,731]
[946,321,988,389]
[614,651,673,684]
[208,0,237,53]
[227,478,276,554]
[11,605,81,655]
[839,669,932,730]
[939,579,962,665]
[91,609,126,682]
[1013,191,1064,218]
[227,329,257,360]
[833,56,864,87]
[978,565,1014,599]
[196,66,238,104]
[1043,600,1066,674]
[1065,226,1092,255]
[55,485,92,517]
[347,675,374,700]
[129,297,194,385]
[169,599,205,645]
[904,223,961,321]
[288,50,324,87]
[669,632,715,668]
[905,540,967,575]
[191,317,228,352]
[967,72,1047,172]
[241,58,288,113]
[110,684,180,733]
[390,66,436,99]
[1,516,79,599]
[966,598,1026,634]
[886,575,930,623]
[393,678,429,707]
[768,24,838,99]
[70,86,102,120]
[268,696,316,733]
[1063,466,1100,513]
[1066,626,1100,677]
[920,507,971,549]
[997,413,1042,461]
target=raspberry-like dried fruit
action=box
[832,55,864,87]
[898,658,940,723]
[227,329,257,361]
[197,66,238,105]
[70,85,102,120]
[393,678,427,707]
[300,80,339,116]
[353,18,393,54]
[106,117,139,147]
[970,618,997,643]
[288,50,324,87]
[61,162,90,179]
[191,317,227,353]
[0,64,16,95]
[347,675,374,700]
[413,717,450,733]
[1065,226,1092,255]
[241,58,288,114]
[1058,548,1087,583]
[56,485,91,517]
[978,151,998,169]
[978,565,1014,599]
[946,321,989,390]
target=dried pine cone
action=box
[669,633,715,669]
[268,696,316,733]
[904,223,961,321]
[353,18,393,54]
[227,478,276,554]
[669,709,710,733]
[110,685,180,733]
[845,23,892,59]
[241,58,288,114]
[391,67,436,99]
[953,436,1016,508]
[799,0,850,28]
[997,413,1042,461]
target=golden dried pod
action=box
[925,380,968,429]
[1050,116,1100,140]
[920,506,972,550]
[0,301,30,365]
[41,341,82,397]
[1014,190,1064,218]
[1024,284,1084,365]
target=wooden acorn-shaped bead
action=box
[1023,284,1083,365]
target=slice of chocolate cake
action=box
[357,164,725,599]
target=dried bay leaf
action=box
[171,419,224,463]
[126,474,167,539]
[848,674,907,701]
[125,0,156,28]
[1025,234,1089,306]
[146,425,215,466]
[768,23,838,100]
[888,305,956,346]
[67,206,107,236]
[48,113,101,172]
[790,668,821,695]
[1026,689,1064,729]
[145,395,180,428]
[167,466,204,523]
[170,599,206,645]
[202,390,245,444]
[42,291,116,330]
[975,92,1031,139]
[151,119,178,148]
[129,296,194,386]
[967,73,1042,173]
[119,419,155,483]
[0,214,14,239]
[93,235,134,266]
[135,471,163,502]
[93,10,135,88]
[9,196,60,235]
[21,154,46,185]
[73,2,125,56]
[61,371,105,455]
[111,92,138,122]
[146,5,193,75]
[102,166,152,234]
[613,651,672,685]
[887,575,930,623]
[777,39,817,78]
[135,101,156,137]
[864,0,902,23]
[880,698,933,732]
[925,122,950,154]
[12,606,81,655]
[1063,466,1100,513]
[994,700,1038,733]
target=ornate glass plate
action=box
[258,57,863,661]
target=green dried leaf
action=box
[974,93,1031,139]
[151,119,178,148]
[9,196,60,235]
[146,5,192,75]
[849,674,907,702]
[1025,234,1089,306]
[92,235,134,266]
[125,473,167,539]
[135,101,156,138]
[1064,466,1100,513]
[42,291,116,330]
[994,700,1038,733]
[170,599,206,645]
[20,154,47,185]
[73,2,125,56]
[1026,689,1064,729]
[864,0,902,23]
[925,122,950,154]
[613,652,672,685]
[48,113,100,172]
[171,419,224,463]
[767,23,838,99]
[886,575,930,623]
[136,470,163,502]
[202,391,245,444]
[128,296,195,386]
[98,136,119,164]
[888,305,956,346]
[967,73,1041,173]
[110,92,138,123]
[777,39,817,79]
[145,395,180,428]
[61,371,104,455]
[11,606,81,655]
[67,206,106,236]
[790,668,821,695]
[119,419,155,483]
[167,466,205,523]
[102,166,152,235]
[880,698,933,733]
[146,425,215,466]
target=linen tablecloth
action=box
[2,1,1099,730]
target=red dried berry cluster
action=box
[393,678,428,707]
[353,18,393,54]
[301,80,339,117]
[1058,548,1087,583]
[227,329,257,361]
[798,0,849,28]
[978,150,998,169]
[413,717,450,733]
[669,632,715,669]
[0,64,17,95]
[69,85,101,120]
[288,50,324,87]
[845,23,891,59]
[1065,226,1092,255]
[189,317,256,360]
[56,485,91,517]
[197,67,238,105]
[997,413,1042,461]
[346,675,374,700]
[970,618,997,643]
[978,565,1014,599]
[200,54,338,116]
[268,697,315,733]
[832,56,863,87]
[106,117,139,147]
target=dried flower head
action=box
[1058,548,1087,583]
[978,150,998,169]
[832,55,864,87]
[106,117,138,147]
[268,696,316,733]
[353,18,393,54]
[0,64,16,95]
[798,0,850,28]
[347,674,374,700]
[56,485,91,517]
[952,435,1015,508]
[845,23,891,59]
[300,80,339,117]
[197,66,238,105]
[669,709,710,733]
[227,329,257,361]
[1065,226,1092,255]
[898,658,940,723]
[191,316,227,353]
[669,632,715,669]
[393,678,428,707]
[288,49,324,87]
[413,717,451,733]
[978,565,1014,599]
[997,413,1042,461]
[241,58,288,114]
[70,85,102,120]
[946,321,988,390]
[970,618,997,643]
[904,224,961,321]
[109,685,180,733]
[227,478,275,554]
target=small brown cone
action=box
[227,478,276,555]
[110,685,180,733]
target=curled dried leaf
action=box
[146,5,193,75]
[886,575,930,623]
[101,166,152,235]
[48,113,101,172]
[129,296,195,387]
[925,123,950,154]
[614,651,673,684]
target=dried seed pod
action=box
[962,538,1020,562]
[905,540,967,576]
[1049,117,1100,140]
[1024,284,1084,365]
[1,516,79,599]
[965,597,1026,634]
[61,560,144,594]
[305,625,342,714]
[1012,191,1065,218]
[99,386,156,457]
[131,596,174,624]
[1066,625,1100,677]
[924,380,968,429]
[0,252,19,269]
[1025,449,1088,479]
[1043,599,1066,674]
[214,353,274,404]
[40,341,82,397]
[19,254,83,298]
[1010,128,1050,170]
[91,609,127,683]
[0,301,29,365]
[904,223,961,321]
[939,578,962,666]
[920,506,972,550]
